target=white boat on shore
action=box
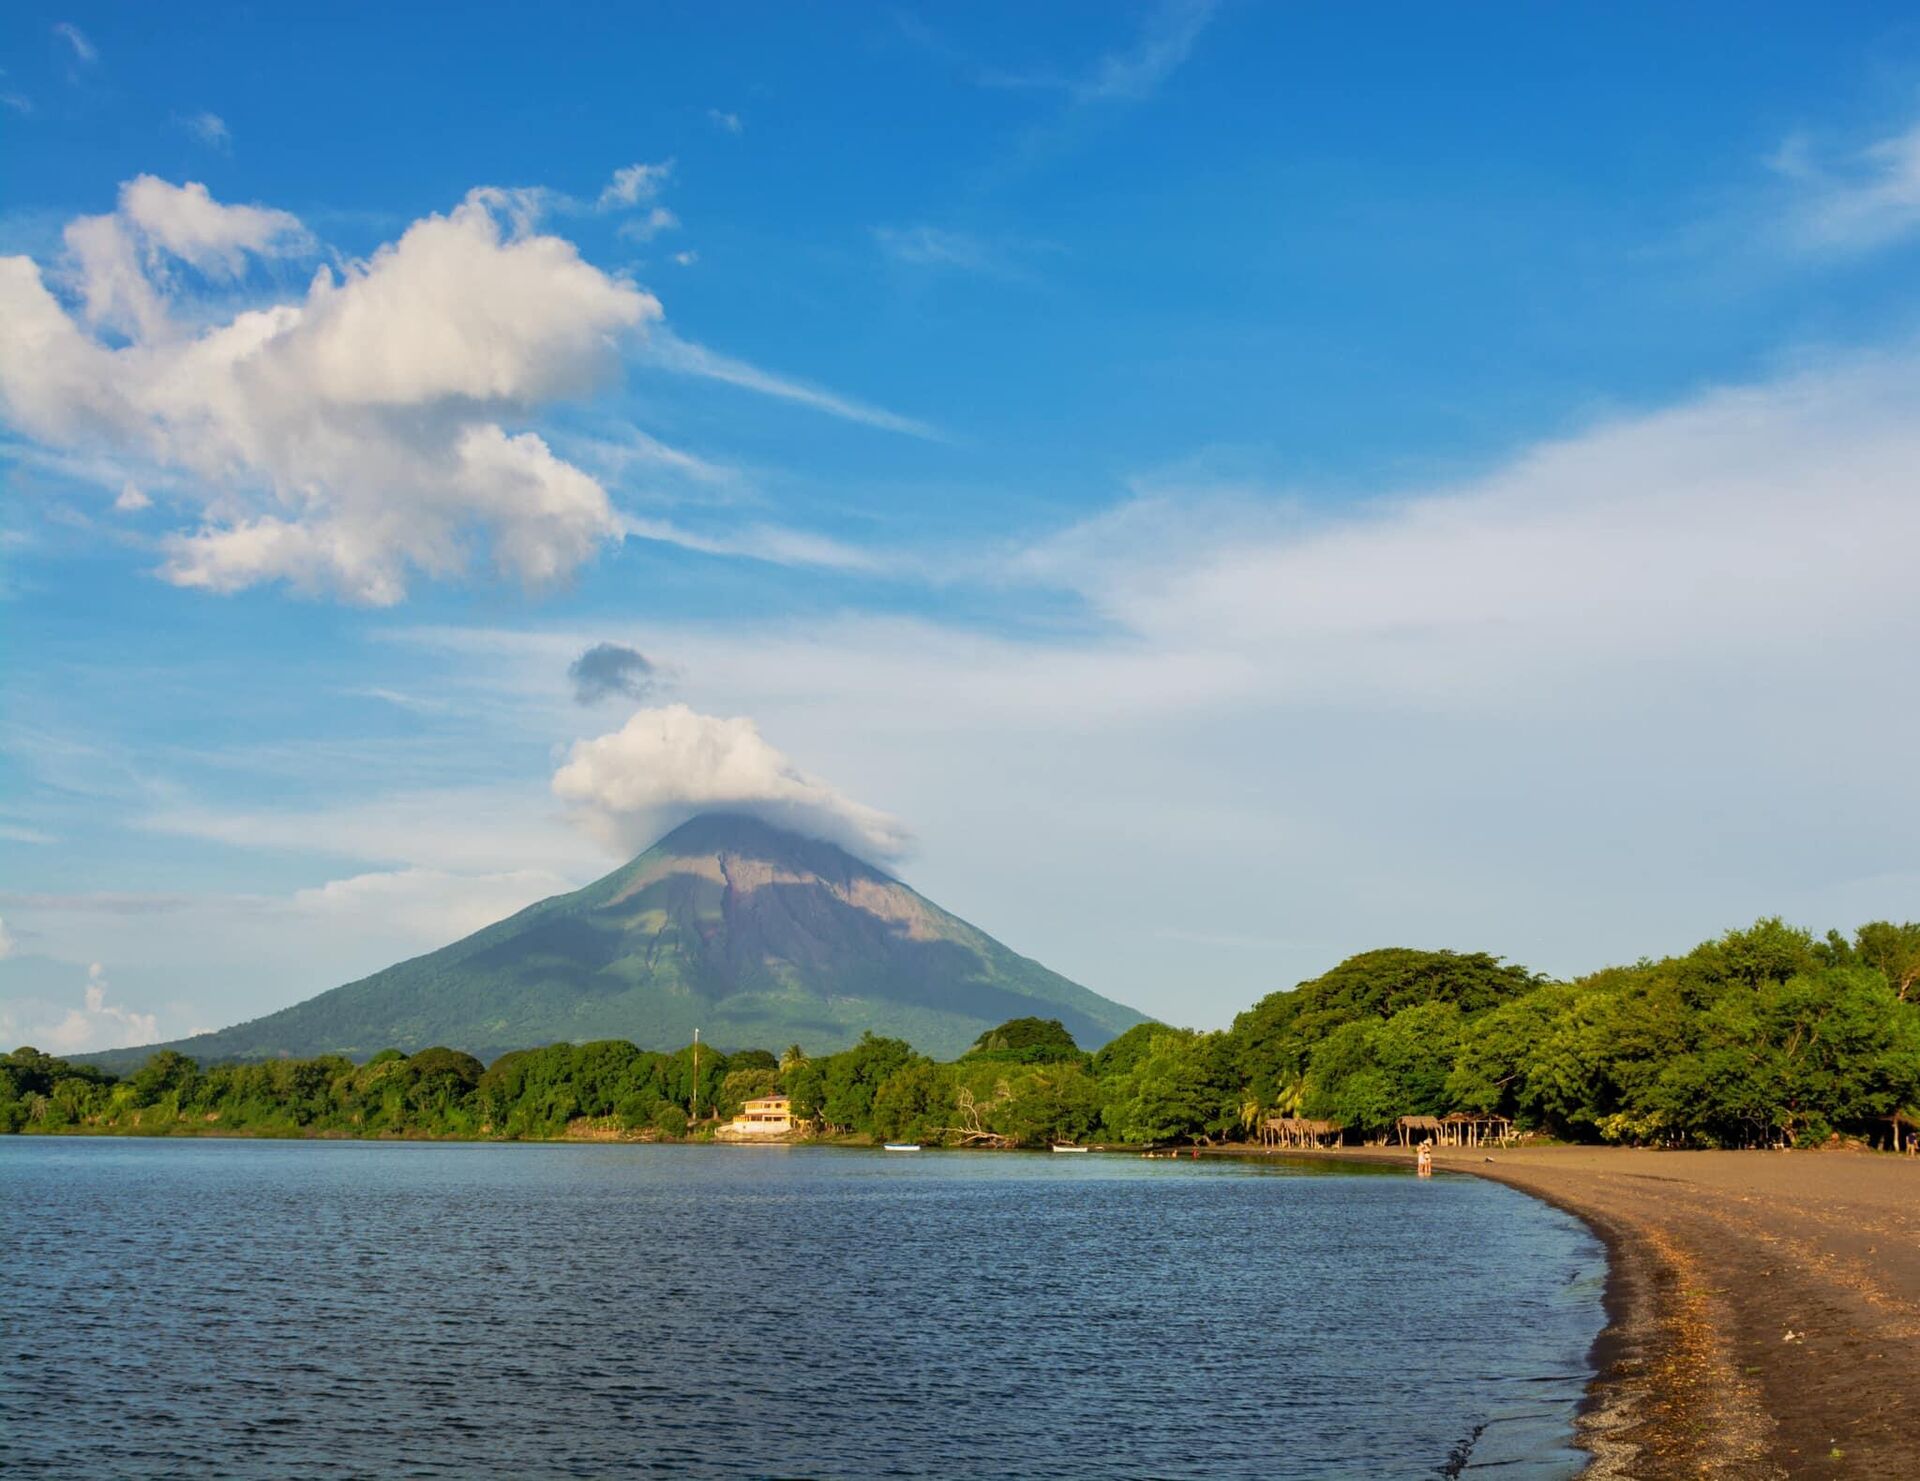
[883,1142,921,1152]
[1051,1143,1090,1153]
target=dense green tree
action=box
[1444,984,1576,1117]
[964,1017,1082,1064]
[652,1103,689,1138]
[129,1049,200,1108]
[718,1067,779,1119]
[1233,948,1539,1106]
[404,1047,484,1122]
[780,1057,827,1122]
[1101,1030,1236,1144]
[997,1063,1103,1145]
[1088,1021,1165,1080]
[1304,1001,1466,1135]
[1821,921,1920,1002]
[820,1034,917,1131]
[1682,918,1821,997]
[870,1060,956,1143]
[660,1041,731,1122]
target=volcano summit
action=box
[93,814,1147,1070]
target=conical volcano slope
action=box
[94,813,1147,1069]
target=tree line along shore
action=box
[5,916,1917,1150]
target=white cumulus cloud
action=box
[38,964,161,1054]
[58,176,308,340]
[0,179,658,603]
[552,703,911,862]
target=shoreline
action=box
[1230,1145,1920,1479]
[1200,1146,1649,1476]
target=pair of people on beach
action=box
[1416,1142,1433,1178]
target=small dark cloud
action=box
[569,643,657,705]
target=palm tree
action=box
[1237,1095,1264,1140]
[780,1043,807,1073]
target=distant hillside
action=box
[81,813,1146,1071]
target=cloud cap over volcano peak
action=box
[552,703,910,863]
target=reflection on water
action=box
[1,1139,1603,1478]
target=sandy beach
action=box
[1358,1147,1920,1479]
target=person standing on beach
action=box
[1417,1143,1433,1178]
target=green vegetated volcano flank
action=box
[93,813,1146,1070]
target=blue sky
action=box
[4,2,1920,1052]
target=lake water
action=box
[1,1139,1605,1479]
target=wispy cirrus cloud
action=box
[140,786,593,875]
[621,514,889,573]
[0,891,200,915]
[641,327,938,440]
[979,0,1216,104]
[52,21,97,65]
[1772,118,1920,253]
[565,423,737,490]
[874,225,996,271]
[617,206,680,244]
[872,223,1059,283]
[179,111,231,151]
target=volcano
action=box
[92,813,1147,1069]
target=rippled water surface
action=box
[2,1139,1604,1478]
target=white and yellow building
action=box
[726,1093,796,1136]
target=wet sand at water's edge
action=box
[1257,1146,1920,1479]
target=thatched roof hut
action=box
[1396,1113,1514,1147]
[1261,1115,1342,1149]
[1436,1112,1514,1148]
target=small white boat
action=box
[1051,1143,1090,1153]
[883,1142,921,1152]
